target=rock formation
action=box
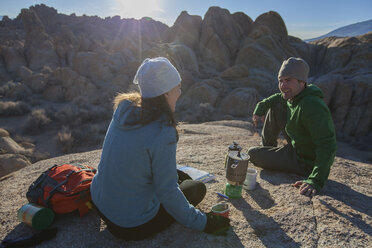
[0,4,371,176]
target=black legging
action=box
[94,174,206,241]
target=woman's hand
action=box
[203,212,230,236]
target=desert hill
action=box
[306,19,372,42]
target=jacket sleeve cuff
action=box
[303,179,321,192]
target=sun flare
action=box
[114,0,164,19]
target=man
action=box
[248,57,337,197]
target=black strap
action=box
[44,166,95,207]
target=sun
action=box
[114,0,164,19]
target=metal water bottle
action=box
[224,142,249,198]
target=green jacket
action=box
[253,84,337,191]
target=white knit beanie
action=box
[133,57,181,98]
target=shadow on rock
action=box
[1,210,104,247]
[319,199,372,237]
[243,183,275,209]
[321,179,372,218]
[1,223,42,246]
[231,199,301,248]
[259,169,304,186]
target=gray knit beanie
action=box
[133,57,181,98]
[278,57,310,83]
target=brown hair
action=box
[113,92,177,128]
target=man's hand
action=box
[252,115,265,126]
[292,181,317,197]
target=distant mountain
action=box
[305,19,372,42]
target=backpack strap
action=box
[44,166,95,207]
[26,164,59,204]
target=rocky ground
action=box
[1,120,371,248]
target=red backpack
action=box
[26,164,96,216]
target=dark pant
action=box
[94,176,206,241]
[248,103,312,176]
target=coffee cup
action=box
[211,202,229,218]
[243,168,257,190]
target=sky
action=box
[0,0,371,40]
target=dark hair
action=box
[141,95,177,128]
[113,92,178,134]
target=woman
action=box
[91,57,229,240]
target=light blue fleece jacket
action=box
[91,100,207,231]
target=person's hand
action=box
[292,181,317,197]
[252,115,265,126]
[203,212,230,236]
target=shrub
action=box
[0,101,30,116]
[23,108,51,134]
[58,126,74,154]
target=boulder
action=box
[0,128,33,177]
[111,73,130,88]
[354,99,372,137]
[144,43,199,73]
[330,79,353,134]
[24,33,59,71]
[254,11,288,42]
[167,11,202,50]
[219,87,259,117]
[220,64,250,80]
[289,36,311,62]
[42,85,65,102]
[248,24,272,40]
[313,74,342,106]
[21,9,59,71]
[0,153,31,177]
[199,7,243,69]
[239,68,277,96]
[29,4,60,33]
[321,47,352,74]
[341,76,372,137]
[20,7,45,34]
[231,12,254,37]
[344,46,372,72]
[199,31,230,70]
[73,51,124,84]
[309,35,372,76]
[256,35,289,62]
[0,129,9,137]
[178,79,222,110]
[0,132,27,154]
[1,44,27,73]
[23,73,47,93]
[179,71,197,92]
[47,67,98,101]
[235,42,281,72]
[16,65,33,81]
[53,26,78,66]
[25,33,58,71]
